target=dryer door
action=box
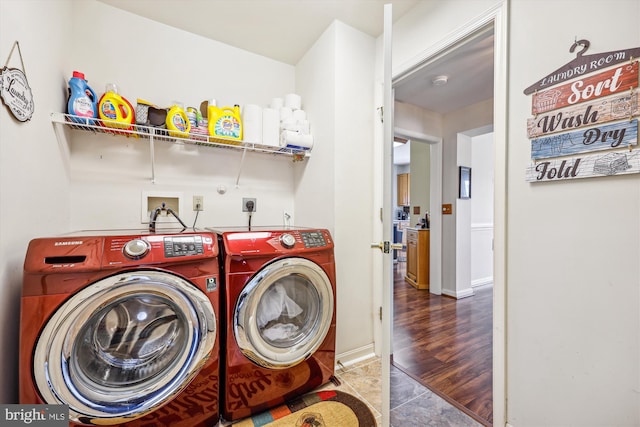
[235,257,334,369]
[33,270,216,425]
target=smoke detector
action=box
[432,75,449,86]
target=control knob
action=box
[123,239,150,259]
[280,233,296,249]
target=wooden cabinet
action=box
[397,173,410,206]
[405,228,429,290]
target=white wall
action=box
[507,1,639,425]
[444,100,493,296]
[409,141,430,226]
[0,0,73,403]
[67,1,297,230]
[391,0,640,425]
[471,132,494,287]
[296,21,377,360]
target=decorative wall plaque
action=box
[1,41,34,122]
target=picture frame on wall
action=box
[459,166,471,199]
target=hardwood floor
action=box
[391,262,493,426]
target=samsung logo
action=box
[54,241,83,246]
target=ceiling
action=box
[97,0,493,114]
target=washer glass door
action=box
[235,257,334,368]
[33,270,216,425]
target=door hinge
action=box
[379,306,383,321]
[377,106,384,123]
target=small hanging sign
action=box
[531,62,638,115]
[526,150,640,182]
[527,91,639,138]
[524,41,640,95]
[530,119,638,160]
[0,41,34,122]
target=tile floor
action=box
[320,356,483,427]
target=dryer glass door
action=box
[235,257,334,368]
[33,270,216,425]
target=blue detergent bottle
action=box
[67,71,97,124]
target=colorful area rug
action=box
[232,390,376,427]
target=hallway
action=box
[392,263,493,425]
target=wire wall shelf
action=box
[51,112,309,184]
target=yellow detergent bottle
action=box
[98,83,134,131]
[166,104,191,138]
[208,104,243,143]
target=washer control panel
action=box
[300,231,327,248]
[163,235,204,258]
[103,232,216,266]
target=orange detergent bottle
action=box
[98,83,135,131]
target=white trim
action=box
[472,277,494,288]
[390,2,509,426]
[491,2,509,426]
[394,127,439,144]
[471,222,494,231]
[442,287,475,299]
[335,344,377,370]
[392,127,443,296]
[393,3,503,84]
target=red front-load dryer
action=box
[208,226,337,422]
[19,230,220,427]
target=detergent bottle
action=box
[67,71,97,124]
[166,103,191,138]
[98,83,135,131]
[208,104,243,143]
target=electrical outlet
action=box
[193,195,204,211]
[242,198,257,212]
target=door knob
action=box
[371,241,404,253]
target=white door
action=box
[380,5,394,427]
[234,257,334,368]
[34,270,217,425]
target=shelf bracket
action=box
[236,146,248,188]
[149,133,156,184]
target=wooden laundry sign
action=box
[524,40,640,182]
[526,150,640,182]
[527,91,639,138]
[531,119,638,160]
[531,62,638,115]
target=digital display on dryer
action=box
[164,236,204,257]
[300,231,326,248]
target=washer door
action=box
[235,257,334,369]
[33,270,216,425]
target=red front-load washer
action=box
[208,226,337,422]
[19,230,220,427]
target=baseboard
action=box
[442,287,475,299]
[335,344,376,370]
[471,276,493,288]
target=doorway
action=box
[388,21,498,427]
